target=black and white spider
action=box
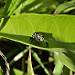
[30,32,48,46]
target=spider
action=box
[30,32,48,46]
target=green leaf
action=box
[53,53,63,75]
[1,14,75,42]
[27,46,34,75]
[11,68,28,75]
[66,50,75,68]
[7,0,21,16]
[0,14,75,52]
[63,7,75,13]
[59,53,75,72]
[12,68,23,75]
[0,66,3,75]
[53,0,75,16]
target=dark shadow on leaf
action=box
[37,32,55,40]
[0,32,75,51]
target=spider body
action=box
[30,32,48,46]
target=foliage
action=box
[0,0,75,75]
